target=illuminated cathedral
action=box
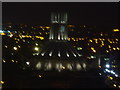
[23,12,88,72]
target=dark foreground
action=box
[3,63,109,88]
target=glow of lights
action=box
[76,63,82,70]
[9,34,13,37]
[35,43,38,46]
[18,45,21,48]
[118,85,120,88]
[49,51,52,56]
[0,33,5,35]
[90,56,95,59]
[68,38,70,41]
[16,41,18,43]
[109,76,113,80]
[99,73,102,75]
[58,34,60,40]
[34,47,39,51]
[73,53,77,57]
[110,70,115,74]
[113,48,116,50]
[105,64,110,68]
[58,52,61,57]
[12,60,14,62]
[46,62,52,70]
[13,47,18,51]
[23,40,25,42]
[91,47,94,50]
[78,54,82,57]
[83,63,86,69]
[38,75,42,78]
[77,47,82,50]
[26,62,30,65]
[7,30,10,33]
[66,52,69,57]
[46,26,50,29]
[67,64,72,70]
[113,84,117,87]
[116,39,118,41]
[41,52,45,56]
[89,40,93,42]
[22,35,25,38]
[105,69,110,73]
[62,37,64,40]
[98,66,101,68]
[104,58,109,61]
[93,50,96,53]
[36,62,41,69]
[106,50,109,53]
[0,81,4,84]
[5,45,7,48]
[108,45,111,48]
[115,74,118,77]
[113,29,119,32]
[0,30,4,33]
[62,66,65,69]
[3,60,6,63]
[112,65,116,68]
[117,47,120,50]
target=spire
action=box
[49,12,68,41]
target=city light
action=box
[3,60,6,63]
[62,66,65,69]
[0,81,4,84]
[113,84,117,87]
[109,76,113,80]
[38,75,42,78]
[26,62,30,65]
[12,60,14,62]
[105,64,110,68]
[13,47,18,51]
[41,52,45,56]
[113,29,119,32]
[0,30,4,33]
[98,66,102,68]
[49,51,52,56]
[2,4,120,89]
[35,43,38,46]
[58,52,61,57]
[34,47,39,51]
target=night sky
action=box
[2,2,119,31]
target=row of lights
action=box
[2,59,18,63]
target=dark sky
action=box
[2,2,119,30]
